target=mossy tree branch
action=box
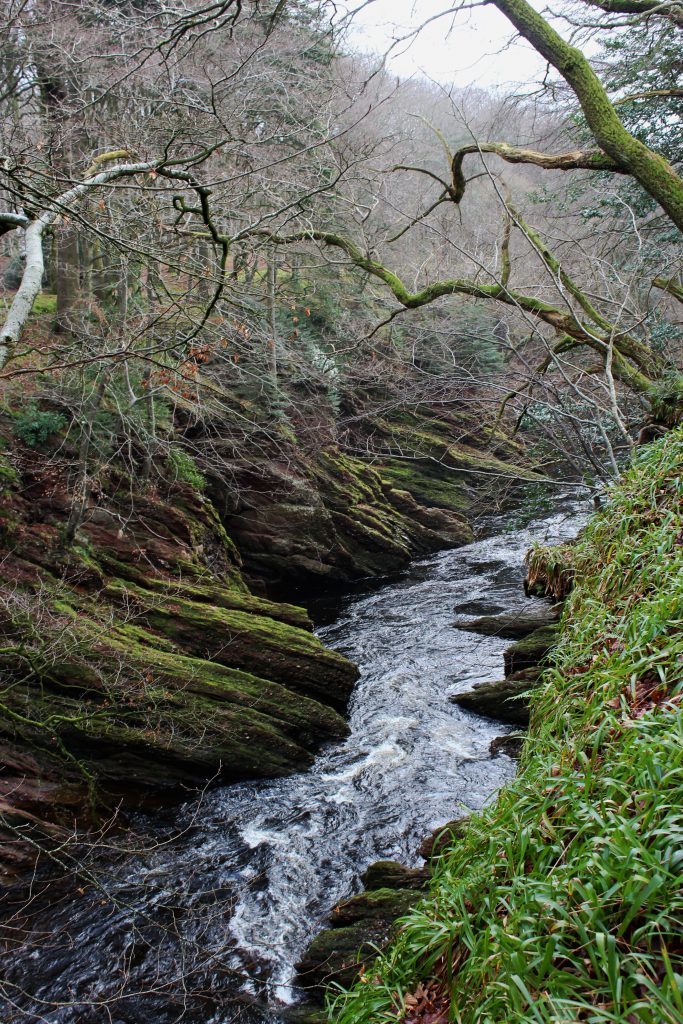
[508,205,663,377]
[653,276,683,304]
[576,0,683,25]
[262,228,657,394]
[614,88,683,105]
[490,0,683,230]
[450,143,622,204]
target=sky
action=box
[342,0,549,90]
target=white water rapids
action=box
[0,504,584,1024]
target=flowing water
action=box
[0,504,584,1024]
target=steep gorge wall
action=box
[209,403,536,589]
[0,448,357,880]
[0,398,535,882]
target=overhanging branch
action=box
[450,143,621,203]
[260,227,656,393]
[577,0,683,25]
[490,0,683,231]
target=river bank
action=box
[330,431,683,1024]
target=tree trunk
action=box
[267,251,278,387]
[55,221,80,329]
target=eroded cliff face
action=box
[0,454,356,880]
[209,403,536,588]
[0,399,534,881]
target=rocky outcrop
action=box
[360,859,430,890]
[295,860,432,1001]
[452,668,541,725]
[297,888,419,994]
[0,451,357,881]
[210,404,537,588]
[451,622,560,724]
[294,833,465,1007]
[212,448,473,589]
[503,623,560,675]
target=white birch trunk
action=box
[0,160,154,370]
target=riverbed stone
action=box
[490,732,526,758]
[360,860,430,891]
[455,605,560,639]
[283,1007,328,1024]
[295,888,421,995]
[451,668,542,725]
[418,817,470,860]
[503,623,560,675]
[453,598,507,616]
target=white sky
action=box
[343,0,549,89]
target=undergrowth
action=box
[525,542,576,600]
[329,431,683,1023]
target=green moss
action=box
[299,889,421,993]
[137,574,312,629]
[0,575,352,790]
[0,454,19,489]
[503,623,560,674]
[315,450,385,506]
[103,578,357,706]
[379,462,471,513]
[92,493,246,593]
[31,293,58,315]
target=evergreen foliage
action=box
[13,405,67,448]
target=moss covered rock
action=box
[0,455,358,880]
[360,860,430,891]
[455,605,560,639]
[296,888,421,995]
[296,854,432,1005]
[503,623,560,675]
[214,403,536,586]
[451,668,542,725]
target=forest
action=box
[0,0,681,1021]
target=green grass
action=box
[0,291,58,315]
[525,542,576,599]
[329,430,683,1023]
[31,292,57,314]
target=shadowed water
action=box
[0,504,584,1024]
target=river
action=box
[0,504,583,1024]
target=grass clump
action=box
[525,541,575,600]
[329,430,683,1024]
